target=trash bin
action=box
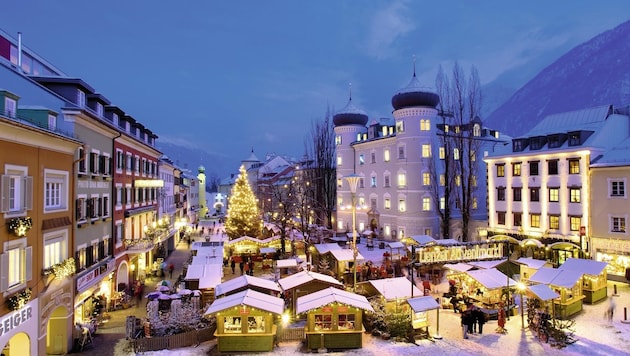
[379,242,385,249]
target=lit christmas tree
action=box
[225,165,263,239]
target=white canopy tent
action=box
[367,277,423,300]
[204,289,285,315]
[296,287,373,314]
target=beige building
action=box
[590,137,630,281]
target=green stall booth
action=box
[529,267,584,319]
[297,287,374,351]
[204,289,285,353]
[559,258,608,304]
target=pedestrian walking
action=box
[606,297,616,322]
[239,261,244,275]
[168,263,174,279]
[231,258,236,274]
[244,261,250,276]
[475,307,486,334]
[466,306,475,334]
[461,308,470,339]
[248,260,254,276]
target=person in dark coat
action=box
[475,307,486,334]
[466,305,475,334]
[248,260,254,276]
[239,261,244,275]
[461,309,470,339]
[230,258,236,274]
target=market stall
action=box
[327,248,365,282]
[515,257,550,282]
[529,267,584,319]
[364,277,422,313]
[297,287,374,351]
[464,268,517,311]
[278,271,344,317]
[407,296,441,339]
[559,258,608,304]
[215,275,281,298]
[526,283,560,320]
[183,264,223,305]
[204,289,284,353]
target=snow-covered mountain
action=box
[156,141,232,181]
[484,20,630,137]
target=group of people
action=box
[230,256,256,276]
[460,304,487,339]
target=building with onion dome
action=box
[334,70,504,241]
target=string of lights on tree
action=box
[224,165,263,240]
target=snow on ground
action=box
[117,237,630,355]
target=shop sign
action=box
[0,305,33,337]
[417,245,502,264]
[322,306,333,313]
[337,306,348,313]
[592,237,630,253]
[239,308,250,315]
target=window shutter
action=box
[0,253,8,291]
[0,175,9,212]
[24,176,33,211]
[25,246,33,282]
[98,197,103,217]
[75,199,81,220]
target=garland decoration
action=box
[8,217,33,237]
[7,288,32,311]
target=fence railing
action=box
[131,326,215,353]
[278,326,305,342]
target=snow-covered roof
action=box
[184,264,223,289]
[524,105,611,137]
[191,254,223,265]
[278,271,343,291]
[296,287,374,314]
[215,275,281,296]
[410,235,436,246]
[529,267,583,288]
[226,236,261,245]
[276,259,298,268]
[387,242,405,249]
[329,249,365,262]
[204,289,284,315]
[591,136,630,167]
[528,284,560,302]
[443,263,475,273]
[515,257,548,269]
[466,268,517,289]
[467,259,507,270]
[368,277,422,300]
[407,296,440,313]
[314,243,343,254]
[559,258,607,276]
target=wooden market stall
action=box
[215,275,281,298]
[204,289,284,353]
[311,243,343,271]
[529,267,584,319]
[183,264,223,305]
[515,257,550,282]
[364,277,422,313]
[559,258,608,304]
[407,296,440,339]
[327,248,365,282]
[278,271,344,318]
[297,287,374,351]
[526,283,560,317]
[464,268,518,314]
[275,258,300,280]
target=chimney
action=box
[17,32,22,71]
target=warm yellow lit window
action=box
[396,121,404,133]
[472,197,478,209]
[422,197,430,211]
[570,216,581,231]
[569,159,580,174]
[335,135,342,145]
[531,214,541,228]
[512,163,521,176]
[384,149,390,162]
[440,197,445,210]
[398,173,407,187]
[420,119,431,131]
[439,147,445,159]
[422,173,430,186]
[440,174,445,186]
[454,148,460,160]
[337,156,342,166]
[384,198,391,209]
[422,144,431,158]
[549,215,560,229]
[496,164,505,177]
[399,199,406,212]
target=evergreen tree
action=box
[225,165,262,239]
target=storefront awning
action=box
[528,284,560,301]
[407,295,440,313]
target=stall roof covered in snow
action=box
[329,249,365,262]
[387,242,405,249]
[215,275,281,296]
[410,235,436,246]
[436,238,461,246]
[368,277,422,300]
[528,284,560,301]
[225,236,261,245]
[467,259,507,270]
[466,268,517,289]
[259,247,276,254]
[204,289,284,315]
[559,258,608,276]
[443,262,475,273]
[296,287,374,314]
[529,267,583,288]
[184,264,223,289]
[276,259,298,268]
[515,257,549,269]
[407,295,440,313]
[191,254,223,265]
[314,243,343,254]
[278,271,343,291]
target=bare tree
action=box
[435,62,483,241]
[304,107,336,229]
[267,177,297,256]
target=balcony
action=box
[124,237,156,253]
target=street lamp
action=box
[344,174,361,292]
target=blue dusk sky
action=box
[2,1,629,170]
